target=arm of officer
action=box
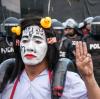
[75,41,100,99]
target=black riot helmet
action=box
[1,17,20,37]
[52,20,64,41]
[91,16,100,37]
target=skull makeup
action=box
[20,25,48,65]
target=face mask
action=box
[20,25,48,66]
[54,29,63,41]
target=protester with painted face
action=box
[0,17,88,99]
[75,41,100,99]
[83,16,100,86]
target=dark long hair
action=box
[0,17,59,92]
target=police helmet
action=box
[52,20,64,41]
[78,22,85,29]
[63,18,78,29]
[51,19,58,23]
[52,20,64,30]
[84,17,94,25]
[1,17,20,37]
[91,16,100,36]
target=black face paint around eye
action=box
[20,46,26,53]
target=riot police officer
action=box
[83,16,100,86]
[0,17,20,64]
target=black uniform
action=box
[83,35,100,86]
[67,34,83,49]
[65,34,83,73]
[0,17,19,64]
[55,36,79,72]
[57,36,74,59]
[0,37,15,64]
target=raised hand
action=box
[75,41,93,77]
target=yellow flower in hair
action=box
[40,17,51,28]
[11,26,21,36]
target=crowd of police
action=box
[0,16,100,87]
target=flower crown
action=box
[11,17,52,36]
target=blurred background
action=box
[0,0,100,23]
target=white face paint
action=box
[20,25,48,66]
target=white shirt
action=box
[0,69,88,99]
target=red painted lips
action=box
[24,54,36,59]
